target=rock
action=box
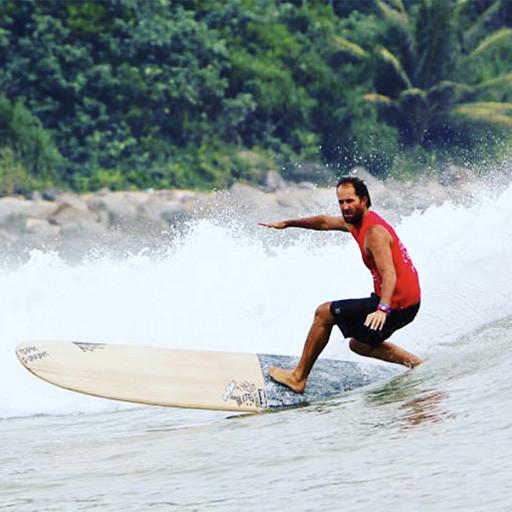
[296,181,316,189]
[56,192,89,212]
[229,182,263,196]
[263,171,287,192]
[0,167,487,260]
[0,198,31,224]
[226,182,280,215]
[24,218,61,237]
[49,204,103,236]
[174,190,208,211]
[161,209,193,226]
[41,188,63,201]
[399,180,450,211]
[143,194,184,223]
[440,165,475,186]
[349,167,388,200]
[0,197,58,228]
[86,191,140,228]
[283,162,334,185]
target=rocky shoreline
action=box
[0,168,482,260]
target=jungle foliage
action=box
[0,0,511,194]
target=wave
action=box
[1,180,511,419]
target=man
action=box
[259,176,423,394]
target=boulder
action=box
[55,192,89,212]
[86,191,141,228]
[262,171,287,192]
[49,204,104,236]
[224,182,281,216]
[24,218,61,237]
[440,165,476,186]
[0,197,58,229]
[143,194,185,224]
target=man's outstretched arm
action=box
[259,215,349,231]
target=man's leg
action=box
[269,302,336,393]
[349,338,423,368]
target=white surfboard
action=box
[16,341,394,412]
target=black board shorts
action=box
[330,293,420,347]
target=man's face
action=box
[337,184,367,225]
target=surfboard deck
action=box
[16,341,395,412]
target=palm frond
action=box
[397,88,427,117]
[414,0,459,88]
[466,28,512,61]
[363,93,398,118]
[387,0,407,14]
[451,102,512,128]
[378,47,413,89]
[363,93,393,105]
[473,73,512,96]
[454,0,472,14]
[375,0,416,69]
[462,0,501,50]
[330,36,368,59]
[399,87,427,103]
[427,80,474,104]
[375,0,409,28]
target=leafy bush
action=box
[0,0,510,194]
[0,147,51,196]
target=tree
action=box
[0,95,62,187]
[363,0,512,152]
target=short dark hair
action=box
[336,176,372,208]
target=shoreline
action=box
[0,168,482,260]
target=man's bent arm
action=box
[366,226,397,306]
[259,215,348,231]
[364,226,397,331]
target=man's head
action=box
[336,176,371,225]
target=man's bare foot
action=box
[268,367,306,394]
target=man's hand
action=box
[259,221,287,229]
[364,310,387,331]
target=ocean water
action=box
[1,179,512,511]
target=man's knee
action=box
[314,302,335,325]
[349,338,374,356]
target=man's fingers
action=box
[364,315,374,329]
[365,312,386,331]
[258,222,282,229]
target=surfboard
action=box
[16,341,395,412]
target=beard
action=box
[342,208,364,225]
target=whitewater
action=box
[1,178,512,511]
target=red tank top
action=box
[351,211,420,309]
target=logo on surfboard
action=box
[17,345,50,366]
[222,380,267,409]
[73,342,106,353]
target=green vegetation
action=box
[366,0,512,175]
[0,0,511,195]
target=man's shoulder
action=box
[365,223,393,244]
[368,210,387,223]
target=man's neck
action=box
[352,208,370,229]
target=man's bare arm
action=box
[259,215,349,231]
[364,226,396,331]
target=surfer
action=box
[260,176,423,393]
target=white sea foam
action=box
[1,180,511,418]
